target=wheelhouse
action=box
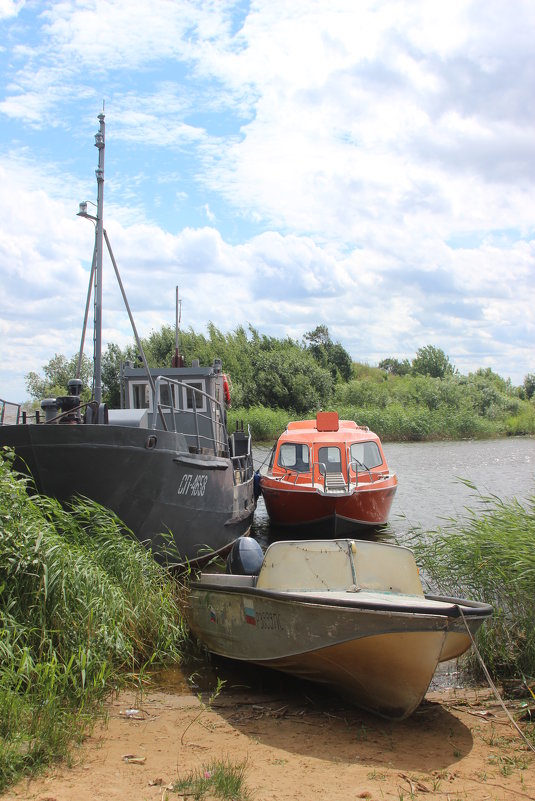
[269,412,388,483]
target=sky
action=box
[0,0,534,403]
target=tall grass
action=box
[231,402,533,443]
[229,405,292,443]
[413,485,535,681]
[0,451,187,790]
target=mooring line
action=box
[457,605,535,753]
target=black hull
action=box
[1,423,255,563]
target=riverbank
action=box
[2,681,533,801]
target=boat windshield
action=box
[278,442,310,472]
[349,441,383,470]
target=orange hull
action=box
[260,412,397,532]
[261,477,397,531]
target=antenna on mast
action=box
[172,286,184,367]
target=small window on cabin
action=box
[350,441,383,470]
[278,443,309,471]
[160,383,176,408]
[132,382,150,409]
[317,446,341,473]
[183,381,206,412]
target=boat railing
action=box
[0,399,21,425]
[153,375,228,454]
[312,461,360,493]
[349,459,379,487]
[230,430,254,485]
[153,375,254,469]
[312,461,326,489]
[4,399,108,426]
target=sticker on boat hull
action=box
[244,603,256,625]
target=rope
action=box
[457,605,535,753]
[253,446,274,472]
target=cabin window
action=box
[317,446,341,473]
[278,443,310,472]
[182,381,206,412]
[158,383,177,409]
[349,441,383,470]
[130,381,151,410]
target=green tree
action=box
[523,373,535,400]
[378,357,411,376]
[411,346,455,379]
[141,324,177,366]
[304,325,353,381]
[25,353,93,401]
[101,343,133,407]
[249,347,333,412]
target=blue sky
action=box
[0,0,534,402]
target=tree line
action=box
[25,324,535,441]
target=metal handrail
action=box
[312,461,327,490]
[230,449,254,484]
[153,375,229,456]
[228,425,254,484]
[0,399,21,425]
[348,458,373,486]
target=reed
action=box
[0,451,186,790]
[413,484,535,682]
[232,400,527,444]
[229,405,292,443]
[505,406,535,436]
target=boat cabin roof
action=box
[280,412,379,444]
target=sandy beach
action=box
[2,667,533,801]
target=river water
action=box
[252,436,535,544]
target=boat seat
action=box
[324,472,347,492]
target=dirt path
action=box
[2,680,534,801]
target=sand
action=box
[2,666,534,801]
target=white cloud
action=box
[0,0,534,402]
[0,0,24,20]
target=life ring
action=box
[222,373,231,406]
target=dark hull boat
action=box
[0,114,256,563]
[1,369,256,562]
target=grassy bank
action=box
[229,402,535,443]
[0,451,187,791]
[413,487,535,683]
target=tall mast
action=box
[172,286,184,367]
[93,113,105,403]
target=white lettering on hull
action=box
[177,474,209,496]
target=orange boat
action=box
[260,411,397,533]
